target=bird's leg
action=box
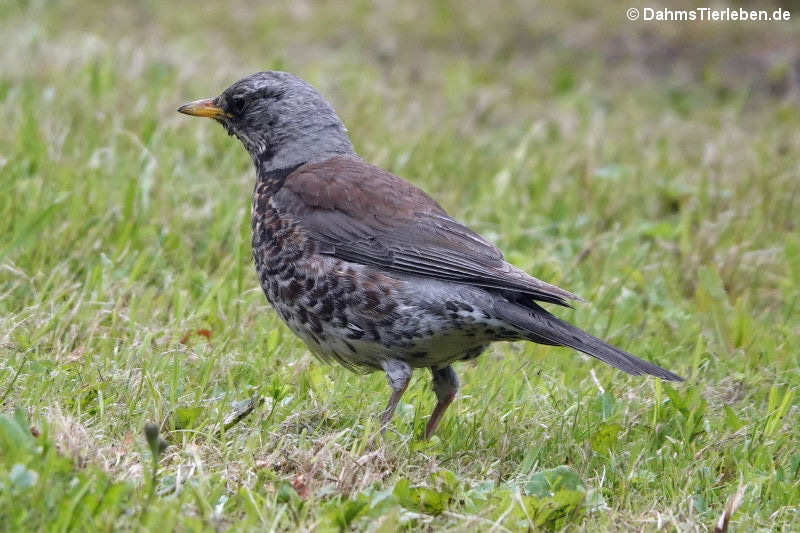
[425,365,459,439]
[379,359,412,434]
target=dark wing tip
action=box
[654,368,685,382]
[622,357,684,382]
[612,354,684,382]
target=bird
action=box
[178,71,682,439]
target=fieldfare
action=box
[179,72,682,439]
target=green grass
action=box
[1,1,799,530]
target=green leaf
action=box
[525,466,585,497]
[549,489,585,515]
[430,469,458,496]
[371,507,401,533]
[464,480,494,510]
[764,386,794,437]
[321,493,370,531]
[589,422,623,454]
[520,469,588,529]
[663,384,687,415]
[267,375,289,402]
[519,489,586,529]
[518,467,589,529]
[173,406,203,430]
[393,478,447,516]
[723,406,744,431]
[366,487,398,517]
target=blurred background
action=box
[3,0,798,290]
[1,0,799,530]
[4,0,798,331]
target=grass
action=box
[1,0,799,530]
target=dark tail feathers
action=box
[495,300,683,381]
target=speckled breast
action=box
[250,187,515,372]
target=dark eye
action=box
[228,95,246,115]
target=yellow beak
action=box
[177,98,230,118]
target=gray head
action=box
[178,71,355,173]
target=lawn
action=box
[1,1,799,530]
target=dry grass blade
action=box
[714,483,745,533]
[221,394,264,433]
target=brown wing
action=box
[273,156,580,306]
